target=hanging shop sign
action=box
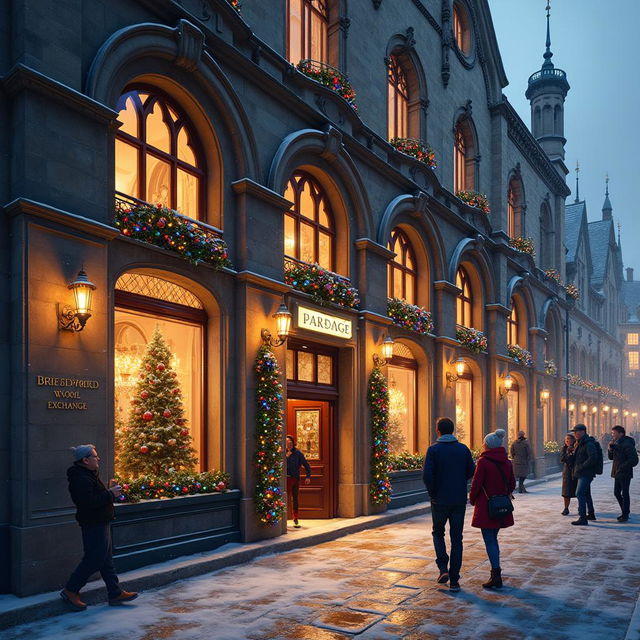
[297,306,352,339]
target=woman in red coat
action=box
[469,428,516,589]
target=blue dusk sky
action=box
[489,0,639,274]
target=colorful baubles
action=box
[368,363,392,505]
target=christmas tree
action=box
[116,327,197,477]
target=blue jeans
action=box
[481,528,500,569]
[576,476,594,518]
[431,503,466,582]
[66,523,121,598]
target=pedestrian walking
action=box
[61,445,138,611]
[560,433,578,515]
[570,424,598,525]
[509,430,533,493]
[469,428,515,590]
[608,425,639,522]
[422,417,475,592]
[285,435,311,529]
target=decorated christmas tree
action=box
[116,327,197,477]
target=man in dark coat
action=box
[570,424,598,526]
[510,430,533,493]
[608,425,639,522]
[61,444,138,611]
[423,417,475,592]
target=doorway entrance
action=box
[286,342,338,519]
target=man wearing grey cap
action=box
[60,444,138,611]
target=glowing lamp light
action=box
[540,388,550,404]
[612,408,619,415]
[447,358,466,387]
[569,403,576,412]
[381,336,395,361]
[633,412,638,418]
[261,300,292,348]
[581,404,588,413]
[603,405,610,413]
[504,374,514,391]
[58,268,96,332]
[455,357,466,377]
[624,410,630,417]
[591,405,598,414]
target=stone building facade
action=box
[0,0,628,596]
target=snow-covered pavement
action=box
[6,471,640,640]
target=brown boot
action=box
[108,590,139,606]
[60,588,87,611]
[482,567,503,589]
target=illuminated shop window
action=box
[507,380,519,443]
[387,227,417,305]
[287,0,328,65]
[115,88,204,219]
[455,377,472,448]
[114,274,206,471]
[283,171,335,269]
[387,54,409,140]
[387,343,417,454]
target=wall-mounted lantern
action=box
[540,387,550,405]
[580,403,588,414]
[568,402,576,413]
[373,335,395,367]
[261,301,292,348]
[591,405,598,414]
[58,269,96,332]
[499,373,514,400]
[446,357,466,387]
[603,405,610,413]
[612,407,619,416]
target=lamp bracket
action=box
[261,328,286,348]
[57,303,90,332]
[372,353,388,368]
[498,386,510,400]
[446,372,459,388]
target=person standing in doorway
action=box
[608,425,639,522]
[422,417,475,592]
[570,424,598,525]
[510,430,533,493]
[61,445,138,611]
[286,435,311,529]
[469,429,516,590]
[560,433,578,515]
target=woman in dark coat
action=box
[509,431,533,493]
[469,428,516,590]
[285,435,311,528]
[561,433,578,515]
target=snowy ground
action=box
[6,472,640,640]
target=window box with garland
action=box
[545,359,558,376]
[456,325,487,354]
[389,138,437,170]
[296,60,357,110]
[456,190,490,214]
[509,236,535,256]
[507,344,534,367]
[387,298,434,334]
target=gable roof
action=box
[565,201,587,264]
[623,281,640,322]
[587,219,614,286]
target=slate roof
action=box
[587,219,614,286]
[565,201,586,263]
[623,281,640,322]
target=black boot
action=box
[586,512,596,521]
[482,567,502,589]
[571,517,588,526]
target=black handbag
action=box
[483,459,514,520]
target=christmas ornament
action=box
[142,411,153,421]
[168,439,176,446]
[140,445,149,454]
[163,409,172,418]
[140,390,149,399]
[157,363,166,372]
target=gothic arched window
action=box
[456,266,473,328]
[283,171,336,270]
[453,1,472,56]
[507,178,523,238]
[387,54,409,140]
[387,228,417,305]
[507,298,519,346]
[454,120,475,193]
[287,0,329,65]
[115,88,205,219]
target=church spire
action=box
[543,0,554,69]
[602,173,613,221]
[574,160,580,203]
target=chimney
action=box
[627,267,634,282]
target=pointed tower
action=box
[602,175,612,221]
[526,1,570,174]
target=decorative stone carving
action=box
[322,126,343,161]
[175,19,204,72]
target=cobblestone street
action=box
[7,472,640,640]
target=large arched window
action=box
[287,0,329,65]
[387,343,418,455]
[387,54,409,140]
[454,119,475,192]
[507,178,523,238]
[115,88,205,219]
[284,171,336,269]
[456,266,473,327]
[387,228,417,304]
[453,1,472,56]
[507,298,519,345]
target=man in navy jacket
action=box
[423,417,475,592]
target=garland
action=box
[297,60,357,109]
[568,374,628,401]
[543,269,580,300]
[509,236,535,255]
[368,364,392,504]
[565,283,580,300]
[544,268,562,285]
[254,346,286,525]
[507,343,534,367]
[388,451,424,471]
[543,441,561,454]
[115,203,231,268]
[456,325,488,353]
[229,0,241,11]
[387,298,434,334]
[545,359,558,376]
[115,470,230,503]
[284,261,360,308]
[389,138,437,169]
[456,190,490,214]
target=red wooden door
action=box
[287,399,334,519]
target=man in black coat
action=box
[570,424,598,526]
[608,425,639,522]
[423,417,475,592]
[60,444,138,611]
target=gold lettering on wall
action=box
[36,376,99,411]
